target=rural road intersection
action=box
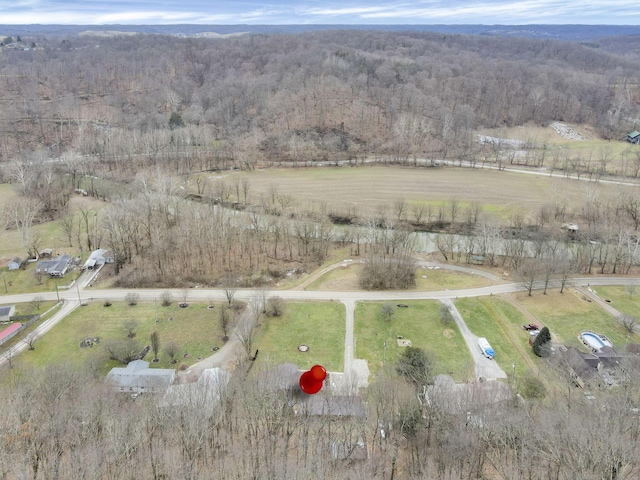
[1,263,639,384]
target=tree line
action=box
[1,354,639,479]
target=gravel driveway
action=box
[440,299,507,380]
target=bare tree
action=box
[219,307,230,341]
[24,331,38,351]
[125,292,139,306]
[160,291,172,307]
[266,296,284,317]
[164,341,180,364]
[3,348,14,368]
[622,315,638,336]
[31,295,43,311]
[382,302,395,322]
[518,258,542,296]
[150,331,160,361]
[123,319,138,338]
[222,274,238,307]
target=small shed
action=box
[0,305,17,321]
[627,131,640,144]
[8,257,23,270]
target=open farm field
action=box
[221,166,633,220]
[11,301,229,373]
[455,296,538,376]
[254,301,345,372]
[354,300,472,381]
[512,289,639,350]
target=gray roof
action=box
[300,395,367,417]
[160,367,231,408]
[36,254,72,275]
[84,249,107,268]
[106,360,175,392]
[426,375,512,414]
[0,306,16,317]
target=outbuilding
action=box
[0,305,17,322]
[8,257,23,270]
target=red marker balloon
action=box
[299,364,326,394]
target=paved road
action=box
[2,262,640,379]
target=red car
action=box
[523,324,540,331]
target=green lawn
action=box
[455,296,538,376]
[14,301,229,373]
[414,267,496,291]
[591,286,640,319]
[514,289,640,350]
[254,301,345,372]
[355,301,472,381]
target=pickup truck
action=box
[478,337,495,360]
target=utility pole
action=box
[154,298,158,323]
[76,283,82,305]
[2,273,6,294]
[55,280,60,302]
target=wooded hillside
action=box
[1,30,639,171]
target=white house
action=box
[105,360,176,394]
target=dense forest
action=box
[1,30,640,172]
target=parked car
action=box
[523,324,540,331]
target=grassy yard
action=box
[414,266,496,291]
[455,296,538,377]
[355,300,472,381]
[304,263,497,292]
[254,301,345,371]
[13,301,229,373]
[590,286,640,319]
[512,289,640,350]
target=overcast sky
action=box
[1,0,639,25]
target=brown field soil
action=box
[221,166,632,219]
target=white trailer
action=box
[478,337,495,359]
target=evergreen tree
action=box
[532,326,552,357]
[168,111,185,129]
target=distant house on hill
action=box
[105,360,176,394]
[627,131,640,144]
[8,257,23,270]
